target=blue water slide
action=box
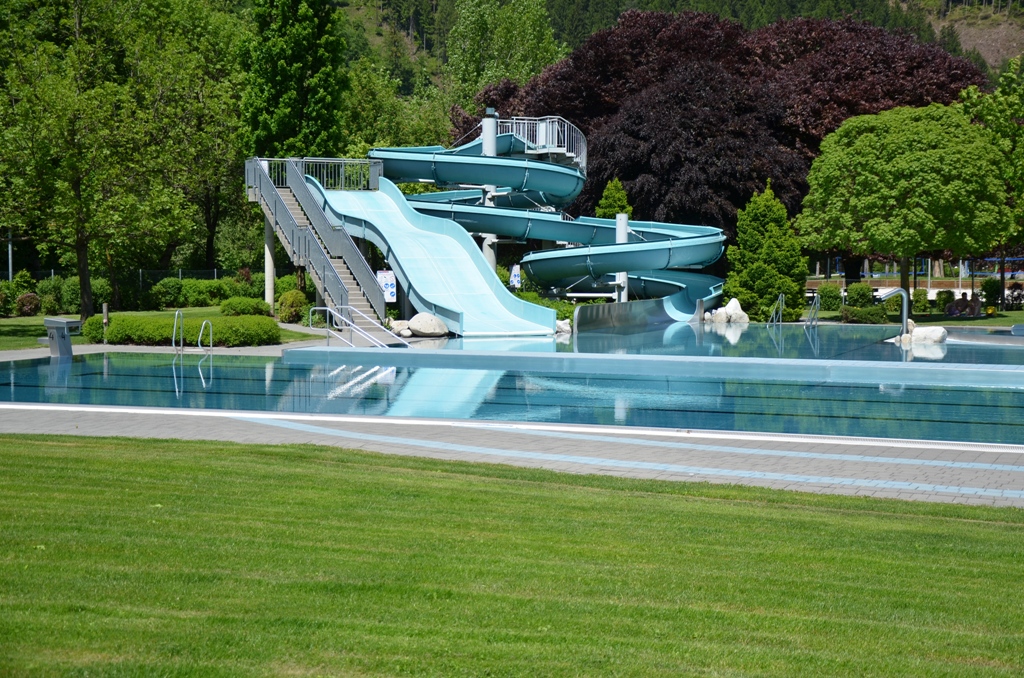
[407,200,726,317]
[368,134,586,206]
[307,176,556,337]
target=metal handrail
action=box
[498,116,587,172]
[286,159,385,321]
[296,158,382,191]
[767,294,784,328]
[172,310,184,352]
[198,320,213,352]
[246,158,351,313]
[805,293,820,329]
[308,306,407,348]
[341,305,410,347]
[879,288,910,336]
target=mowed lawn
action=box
[1,435,1022,676]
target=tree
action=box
[469,13,985,239]
[595,178,632,219]
[444,0,567,108]
[723,182,806,322]
[241,0,348,157]
[961,58,1024,307]
[795,104,1010,295]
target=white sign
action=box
[510,264,522,288]
[377,270,397,302]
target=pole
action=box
[264,217,275,310]
[615,213,629,303]
[479,108,499,271]
[7,228,12,282]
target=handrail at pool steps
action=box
[287,159,385,321]
[198,320,213,352]
[309,306,409,348]
[172,309,184,353]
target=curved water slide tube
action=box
[307,176,556,337]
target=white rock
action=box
[723,298,744,320]
[389,320,410,333]
[712,308,729,324]
[408,312,449,337]
[731,310,750,324]
[399,328,413,338]
[555,319,572,334]
[912,326,947,344]
[704,312,712,322]
[908,342,948,361]
[906,319,916,334]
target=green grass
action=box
[0,308,312,350]
[810,309,1024,327]
[1,435,1022,675]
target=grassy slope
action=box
[0,308,312,351]
[1,435,1021,676]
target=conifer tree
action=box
[724,182,806,321]
[595,178,632,219]
[241,0,348,157]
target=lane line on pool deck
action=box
[236,416,1024,500]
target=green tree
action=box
[961,58,1024,307]
[795,104,1010,296]
[241,0,348,157]
[724,182,806,322]
[595,178,633,219]
[444,0,566,107]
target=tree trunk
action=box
[900,256,910,297]
[1000,247,1007,310]
[76,230,93,320]
[296,266,306,292]
[842,254,864,287]
[203,185,221,270]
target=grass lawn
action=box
[1,435,1021,675]
[811,309,1024,327]
[0,307,312,351]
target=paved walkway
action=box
[3,337,1024,508]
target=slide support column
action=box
[264,217,275,311]
[615,213,629,303]
[480,108,499,271]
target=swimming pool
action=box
[6,345,1024,445]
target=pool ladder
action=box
[171,310,213,397]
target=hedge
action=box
[845,282,874,308]
[83,315,280,346]
[816,282,842,312]
[841,305,889,324]
[220,297,272,317]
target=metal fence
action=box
[498,116,587,172]
[297,158,382,191]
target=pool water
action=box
[6,350,1024,445]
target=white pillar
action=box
[480,108,499,269]
[615,213,629,303]
[264,218,275,310]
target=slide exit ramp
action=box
[307,176,555,337]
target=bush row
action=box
[220,297,272,317]
[82,315,280,346]
[0,270,319,317]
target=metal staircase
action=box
[246,157,401,346]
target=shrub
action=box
[935,289,955,311]
[15,292,41,316]
[816,282,842,311]
[841,305,889,324]
[884,294,902,314]
[1007,282,1024,311]
[912,289,931,315]
[10,270,34,298]
[277,289,307,323]
[221,296,272,316]
[82,315,104,343]
[91,277,112,306]
[101,314,280,346]
[180,278,227,307]
[845,282,874,308]
[36,277,63,311]
[496,264,511,286]
[0,282,12,317]
[515,291,586,321]
[274,274,298,301]
[60,277,80,313]
[151,277,183,309]
[981,276,1003,308]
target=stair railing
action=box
[287,159,386,322]
[497,116,587,172]
[246,158,351,312]
[309,306,407,348]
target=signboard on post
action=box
[510,264,522,289]
[377,270,397,302]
